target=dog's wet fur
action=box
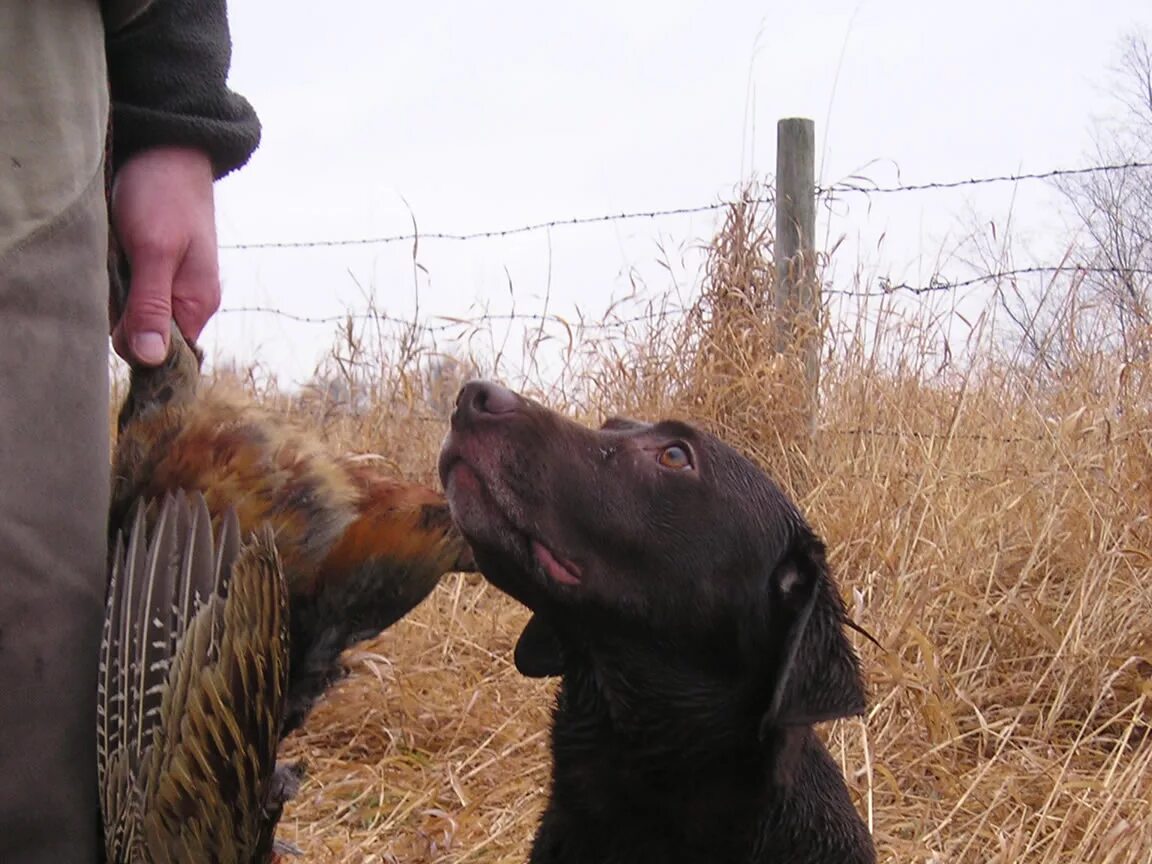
[439,380,876,864]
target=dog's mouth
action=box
[440,448,582,590]
[531,539,582,585]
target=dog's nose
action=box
[455,380,522,420]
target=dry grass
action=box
[120,184,1152,862]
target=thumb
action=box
[114,245,180,366]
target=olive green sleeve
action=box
[104,0,262,180]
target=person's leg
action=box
[0,2,111,860]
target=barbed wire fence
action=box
[214,117,1152,426]
[216,152,1152,334]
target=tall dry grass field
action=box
[120,191,1152,862]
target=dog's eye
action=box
[657,444,693,471]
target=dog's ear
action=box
[760,530,866,731]
[514,613,567,677]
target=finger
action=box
[169,239,221,345]
[118,241,183,365]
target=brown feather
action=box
[98,490,292,863]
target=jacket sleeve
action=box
[104,0,262,180]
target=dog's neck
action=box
[535,637,809,860]
[558,630,771,773]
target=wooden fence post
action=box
[774,117,820,429]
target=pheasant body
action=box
[109,327,473,733]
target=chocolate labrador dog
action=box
[439,380,876,864]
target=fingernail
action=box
[133,331,167,364]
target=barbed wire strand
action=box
[219,160,1152,251]
[823,160,1152,195]
[826,265,1152,297]
[215,306,689,332]
[220,203,732,250]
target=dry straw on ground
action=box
[115,184,1152,862]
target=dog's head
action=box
[438,380,867,734]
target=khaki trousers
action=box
[1,2,113,860]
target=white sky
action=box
[206,0,1152,388]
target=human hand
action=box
[110,146,220,365]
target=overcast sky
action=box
[205,0,1151,387]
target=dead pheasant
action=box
[99,489,298,863]
[107,258,475,734]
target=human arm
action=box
[103,0,261,363]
